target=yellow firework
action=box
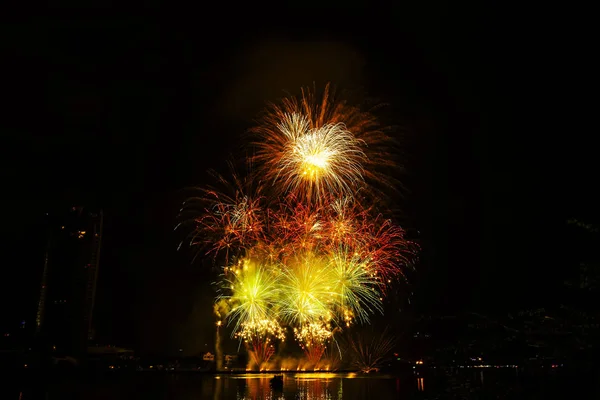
[219,258,280,336]
[294,319,334,365]
[328,247,383,326]
[235,318,286,342]
[272,112,366,200]
[277,254,334,326]
[294,320,333,346]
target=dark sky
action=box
[2,10,595,354]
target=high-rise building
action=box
[35,206,103,358]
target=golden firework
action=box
[180,84,418,367]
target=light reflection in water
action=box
[296,376,334,400]
[229,373,399,400]
[213,375,222,400]
[11,372,401,400]
[8,368,593,399]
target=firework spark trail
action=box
[268,112,367,201]
[294,321,333,365]
[178,165,264,264]
[235,319,285,367]
[181,83,418,368]
[277,254,333,327]
[348,327,397,373]
[328,246,384,325]
[217,259,281,336]
[251,83,399,203]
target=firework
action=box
[235,318,285,367]
[181,84,417,369]
[328,246,383,326]
[278,254,333,326]
[235,318,286,343]
[294,320,333,365]
[218,258,280,336]
[259,111,367,201]
[347,327,397,373]
[251,83,399,202]
[178,165,264,263]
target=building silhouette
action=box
[35,206,103,359]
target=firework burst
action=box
[218,258,280,336]
[328,246,383,326]
[347,327,397,373]
[178,164,264,263]
[294,320,333,365]
[181,84,417,368]
[262,111,366,201]
[278,254,333,327]
[251,83,398,202]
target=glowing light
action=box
[328,246,383,325]
[218,259,280,336]
[269,112,367,200]
[278,254,332,326]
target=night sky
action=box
[2,11,596,355]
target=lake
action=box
[6,369,600,399]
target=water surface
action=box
[7,369,599,399]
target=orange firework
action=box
[251,83,396,203]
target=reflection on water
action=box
[9,372,404,400]
[224,373,401,400]
[417,377,424,392]
[7,369,599,399]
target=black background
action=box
[2,8,595,355]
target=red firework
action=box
[247,337,276,368]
